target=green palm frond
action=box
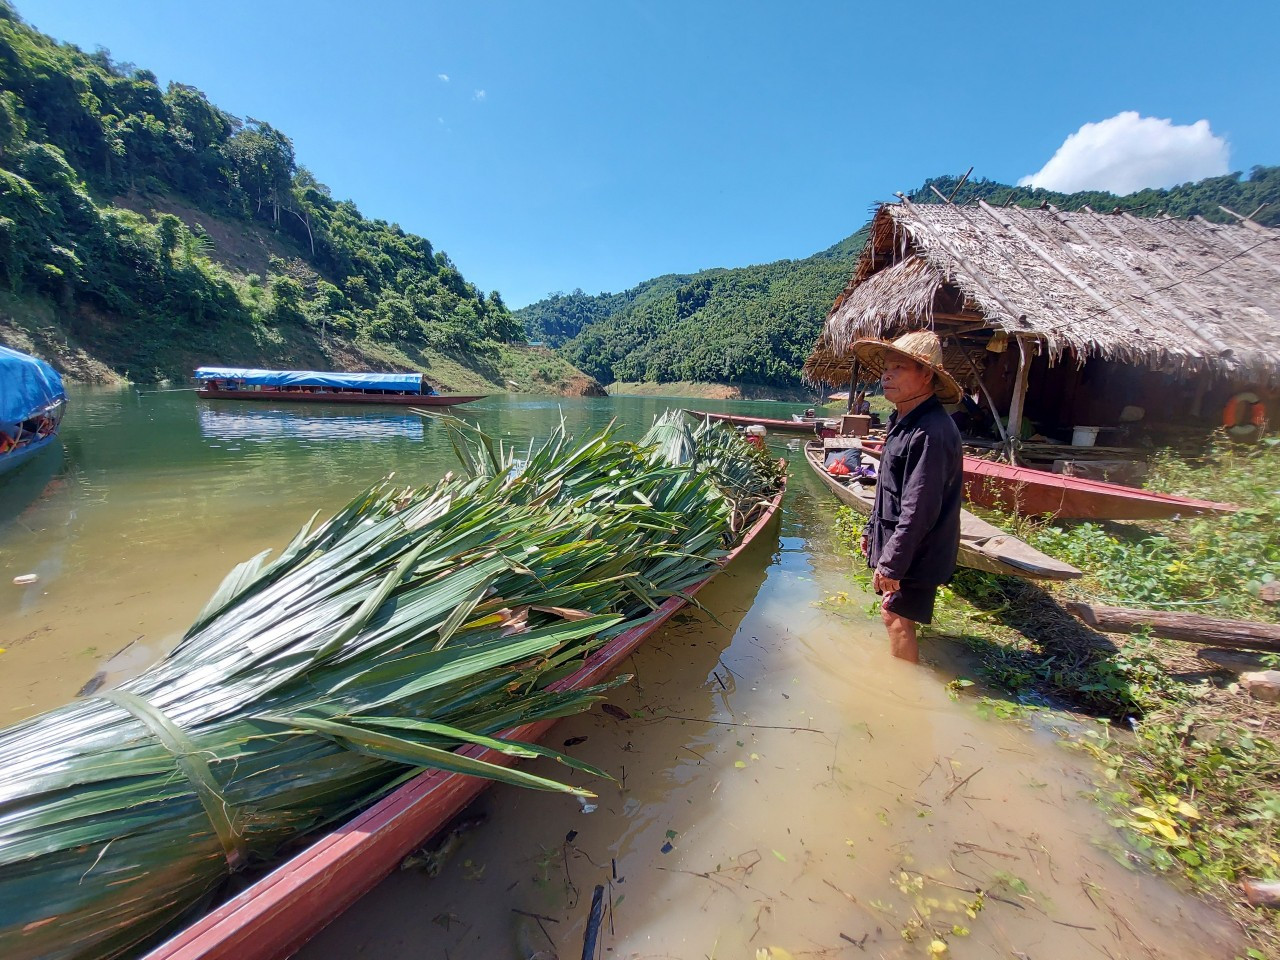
[0,416,782,960]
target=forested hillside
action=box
[518,275,690,347]
[0,2,585,388]
[527,166,1280,391]
[915,168,1280,226]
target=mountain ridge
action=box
[0,1,597,394]
[519,167,1280,391]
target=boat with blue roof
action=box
[193,367,485,407]
[0,344,66,476]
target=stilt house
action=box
[803,197,1280,463]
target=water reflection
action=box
[198,406,425,444]
[0,439,64,529]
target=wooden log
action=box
[1005,336,1031,466]
[1066,602,1280,653]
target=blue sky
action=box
[16,1,1280,307]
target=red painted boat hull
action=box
[862,439,1236,520]
[140,477,786,960]
[684,409,825,435]
[197,388,485,407]
[960,457,1236,520]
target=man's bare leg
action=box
[881,607,919,662]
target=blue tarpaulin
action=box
[0,345,65,424]
[194,367,424,393]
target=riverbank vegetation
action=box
[0,2,586,390]
[832,440,1280,955]
[606,380,816,401]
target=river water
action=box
[0,388,1242,959]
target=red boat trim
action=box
[197,388,485,407]
[141,475,786,960]
[861,439,1236,519]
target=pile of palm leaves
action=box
[0,413,782,960]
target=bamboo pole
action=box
[845,360,860,414]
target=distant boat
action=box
[683,408,831,435]
[194,367,485,407]
[0,345,66,476]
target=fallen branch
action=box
[1066,602,1280,653]
[944,767,985,802]
[644,714,827,733]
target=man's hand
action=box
[860,534,869,558]
[873,569,901,595]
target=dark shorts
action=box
[880,581,938,625]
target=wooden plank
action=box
[1066,602,1280,652]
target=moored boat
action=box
[139,474,786,960]
[804,441,1080,581]
[958,455,1238,520]
[0,345,66,476]
[194,367,484,407]
[860,439,1237,520]
[684,408,831,435]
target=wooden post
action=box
[1005,336,1031,464]
[1191,377,1208,419]
[845,360,860,414]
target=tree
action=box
[223,119,295,222]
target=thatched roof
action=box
[804,199,1280,386]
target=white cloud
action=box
[437,73,449,82]
[1018,112,1229,195]
[473,89,486,101]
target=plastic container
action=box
[1071,425,1100,447]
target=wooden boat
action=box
[194,367,484,407]
[804,441,1080,581]
[860,439,1236,520]
[0,345,66,477]
[958,455,1237,520]
[684,408,832,435]
[140,476,786,960]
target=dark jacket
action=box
[866,395,963,585]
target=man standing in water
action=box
[853,331,963,662]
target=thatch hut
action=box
[804,196,1280,462]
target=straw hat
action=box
[852,330,962,405]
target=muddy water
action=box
[0,390,1241,959]
[299,467,1240,960]
[0,389,706,720]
